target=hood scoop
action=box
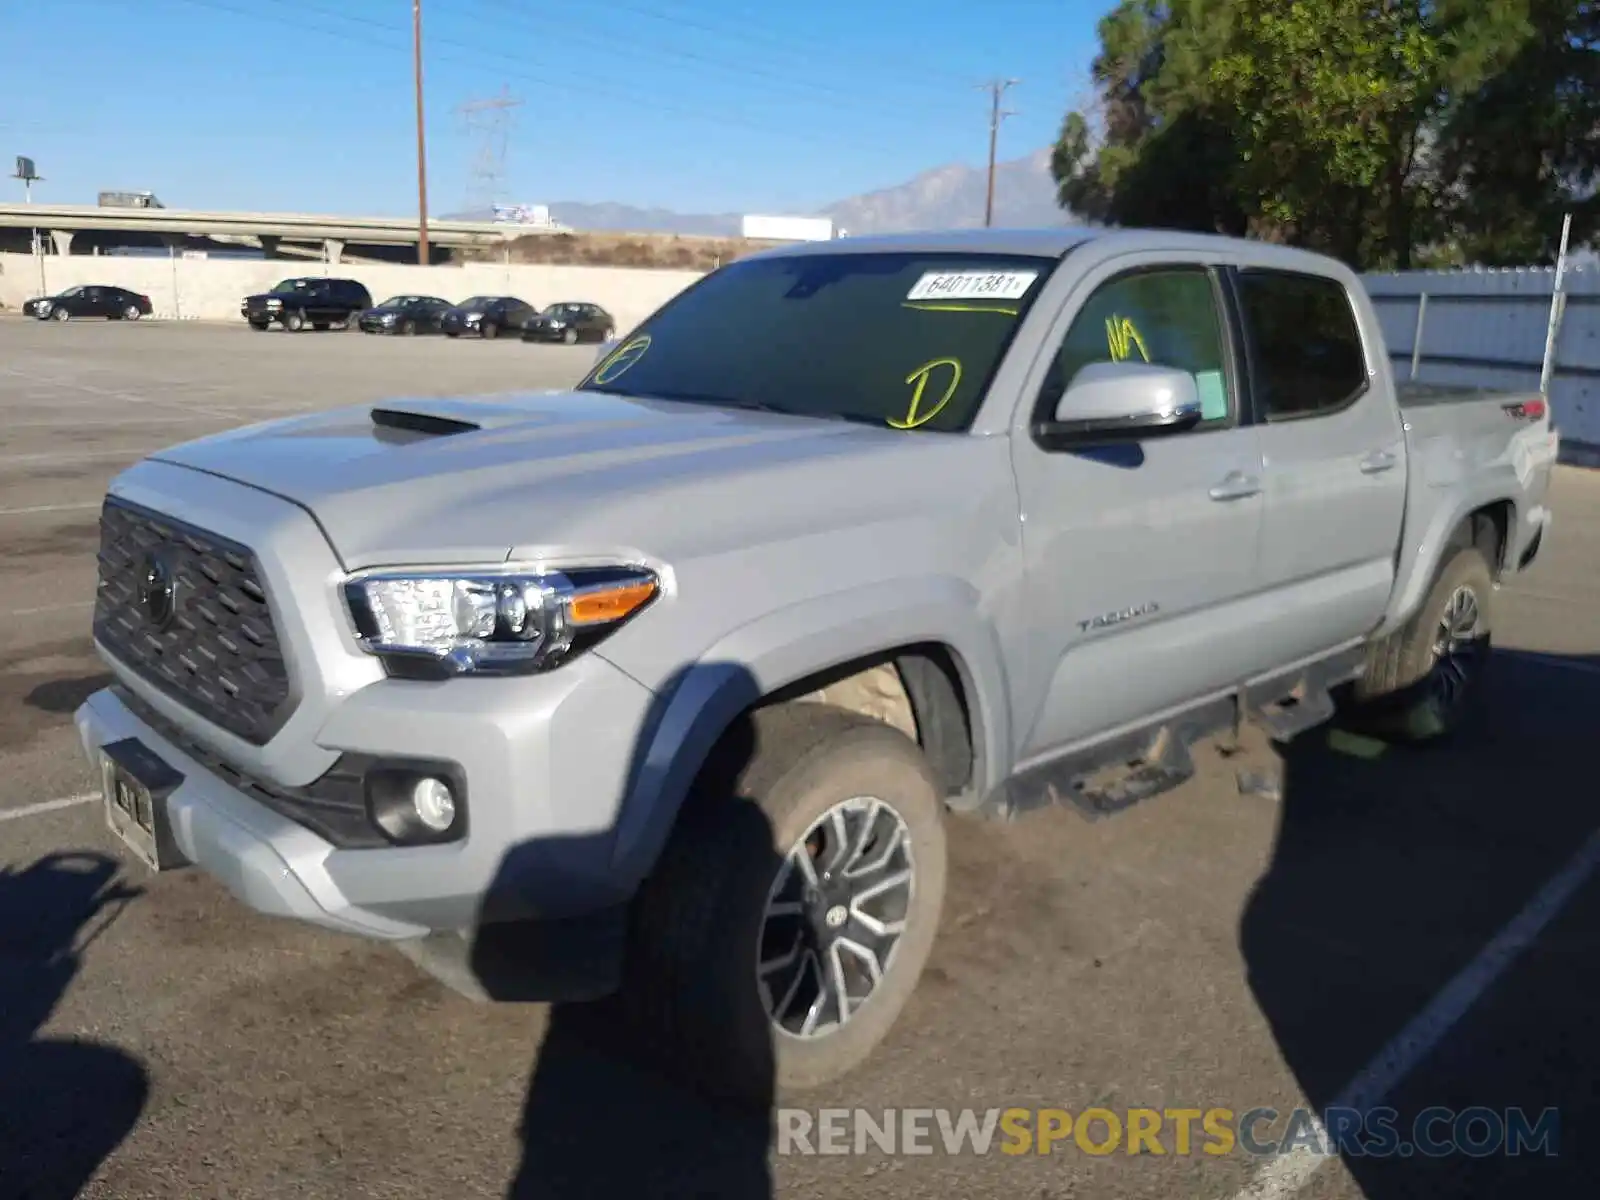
[370,405,483,440]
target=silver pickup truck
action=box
[76,228,1559,1101]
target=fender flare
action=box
[605,577,1012,888]
[1382,483,1517,637]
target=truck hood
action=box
[146,389,955,568]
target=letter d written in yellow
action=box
[999,1108,1033,1155]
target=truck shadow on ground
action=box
[468,661,779,1200]
[1244,648,1600,1195]
[0,851,147,1200]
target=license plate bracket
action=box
[99,737,186,873]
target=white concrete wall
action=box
[0,252,704,335]
[1362,265,1600,453]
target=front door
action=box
[1234,268,1408,663]
[1010,261,1268,760]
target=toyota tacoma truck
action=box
[76,228,1559,1102]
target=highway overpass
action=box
[0,202,565,263]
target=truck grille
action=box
[93,497,294,745]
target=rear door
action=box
[1233,268,1407,660]
[1010,259,1268,757]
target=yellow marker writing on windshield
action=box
[889,357,963,430]
[1106,315,1150,363]
[590,334,652,386]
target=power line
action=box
[976,78,1019,228]
[457,87,524,212]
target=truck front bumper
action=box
[75,646,658,942]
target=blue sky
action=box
[1,0,1101,217]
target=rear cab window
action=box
[578,251,1058,431]
[1235,270,1368,419]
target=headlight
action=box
[343,564,659,677]
[546,319,566,329]
[266,298,283,308]
[379,312,397,323]
[464,311,483,322]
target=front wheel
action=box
[400,318,416,336]
[562,327,578,345]
[617,704,947,1105]
[282,310,306,333]
[1351,544,1494,741]
[52,306,69,322]
[480,320,499,341]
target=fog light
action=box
[366,763,466,844]
[412,777,456,832]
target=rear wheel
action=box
[616,704,947,1105]
[122,305,141,321]
[1352,544,1494,742]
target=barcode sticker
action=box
[906,270,1038,302]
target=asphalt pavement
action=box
[2,318,1598,1200]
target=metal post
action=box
[413,0,431,266]
[1539,212,1573,396]
[1410,292,1428,380]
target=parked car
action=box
[76,228,1559,1106]
[520,301,616,345]
[439,295,534,340]
[241,277,373,332]
[24,285,153,321]
[358,295,453,336]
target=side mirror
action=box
[1039,360,1204,443]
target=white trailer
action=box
[741,214,834,241]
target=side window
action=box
[1236,270,1367,419]
[1044,268,1232,426]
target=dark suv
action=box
[242,277,374,332]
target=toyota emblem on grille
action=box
[142,551,178,629]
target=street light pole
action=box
[413,0,430,266]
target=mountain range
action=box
[447,147,1070,236]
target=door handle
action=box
[1360,449,1398,474]
[1208,471,1262,501]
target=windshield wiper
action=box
[603,388,884,427]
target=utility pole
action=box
[413,0,430,265]
[977,79,1019,228]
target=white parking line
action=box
[0,502,99,516]
[1231,825,1600,1199]
[0,793,97,823]
[5,601,93,618]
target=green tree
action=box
[1053,0,1585,269]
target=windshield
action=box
[577,252,1055,431]
[379,295,423,308]
[542,303,574,317]
[271,279,312,294]
[57,285,85,297]
[458,296,496,309]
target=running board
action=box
[982,646,1367,821]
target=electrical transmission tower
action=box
[457,86,524,213]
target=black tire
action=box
[1351,544,1494,742]
[446,331,459,339]
[617,703,947,1105]
[562,327,578,345]
[52,306,69,322]
[400,318,416,336]
[282,310,306,333]
[248,319,270,331]
[481,320,499,341]
[122,305,141,321]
